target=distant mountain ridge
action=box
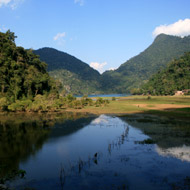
[34,34,190,95]
[34,47,100,80]
[101,34,190,93]
[34,48,101,95]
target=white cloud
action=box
[153,19,190,38]
[0,0,24,9]
[0,0,11,7]
[91,115,108,125]
[109,67,116,71]
[90,62,107,74]
[74,0,84,6]
[53,32,66,41]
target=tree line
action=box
[131,52,190,95]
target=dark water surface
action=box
[0,113,190,190]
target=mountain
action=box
[141,52,190,95]
[33,34,190,95]
[101,34,190,93]
[34,48,101,95]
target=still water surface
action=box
[75,94,130,98]
[0,113,190,190]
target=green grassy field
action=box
[73,96,190,120]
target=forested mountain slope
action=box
[34,48,101,95]
[142,52,190,95]
[101,34,190,93]
[33,34,190,95]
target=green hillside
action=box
[101,34,190,93]
[49,69,101,95]
[0,31,55,101]
[34,48,101,95]
[141,52,190,95]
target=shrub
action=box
[0,97,8,111]
[112,97,116,101]
[81,96,94,106]
[95,98,110,107]
[66,94,76,102]
[73,100,83,109]
[8,100,32,111]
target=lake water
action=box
[0,113,190,190]
[75,94,130,98]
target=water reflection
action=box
[0,120,50,178]
[91,115,109,124]
[121,114,190,148]
[0,114,190,190]
[0,112,95,178]
[156,145,190,162]
[121,114,190,163]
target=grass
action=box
[1,95,189,120]
[70,95,190,120]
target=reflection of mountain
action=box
[120,115,190,149]
[156,145,190,162]
[0,113,94,178]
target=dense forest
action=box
[0,30,56,101]
[34,48,102,95]
[141,52,190,95]
[101,34,190,93]
[49,69,101,95]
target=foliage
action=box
[49,69,102,95]
[81,95,94,106]
[142,52,190,95]
[0,93,109,112]
[0,30,56,101]
[130,88,143,95]
[0,97,8,111]
[101,34,190,93]
[95,97,109,107]
[8,100,32,112]
[112,97,116,101]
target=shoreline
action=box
[0,96,190,121]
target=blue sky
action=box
[0,0,190,73]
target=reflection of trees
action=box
[120,115,190,149]
[0,120,50,178]
[0,112,95,178]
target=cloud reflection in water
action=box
[156,145,190,162]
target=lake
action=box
[75,94,130,98]
[0,113,190,190]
